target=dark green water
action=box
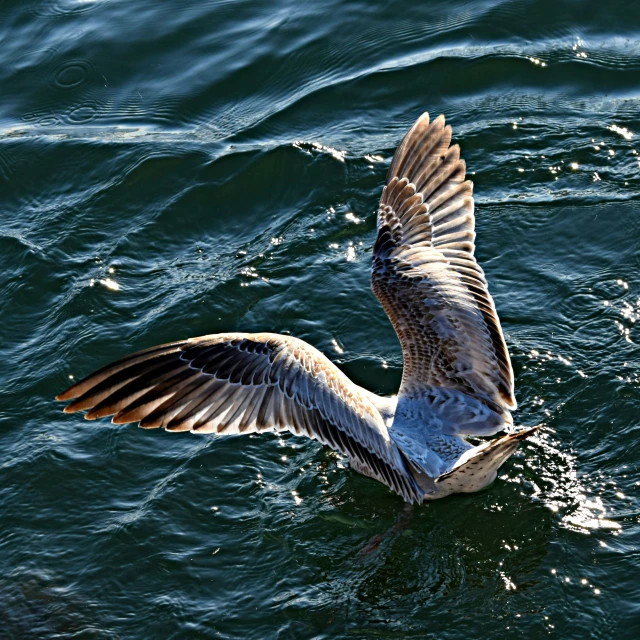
[2,0,640,637]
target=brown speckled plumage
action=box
[372,113,515,417]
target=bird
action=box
[57,112,537,504]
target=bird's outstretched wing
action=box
[372,113,515,417]
[57,332,422,502]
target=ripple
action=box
[8,45,61,75]
[52,59,93,90]
[65,103,99,124]
[35,114,63,127]
[0,146,16,180]
[20,88,107,128]
[31,0,105,18]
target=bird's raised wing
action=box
[57,332,422,502]
[372,113,516,416]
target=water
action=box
[1,0,639,637]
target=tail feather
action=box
[434,426,539,495]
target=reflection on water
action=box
[521,430,623,533]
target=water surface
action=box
[2,1,640,638]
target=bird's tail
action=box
[435,426,539,493]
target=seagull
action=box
[57,113,536,504]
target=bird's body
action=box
[57,113,536,503]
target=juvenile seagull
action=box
[57,113,536,503]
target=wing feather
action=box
[57,333,422,502]
[372,113,516,415]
